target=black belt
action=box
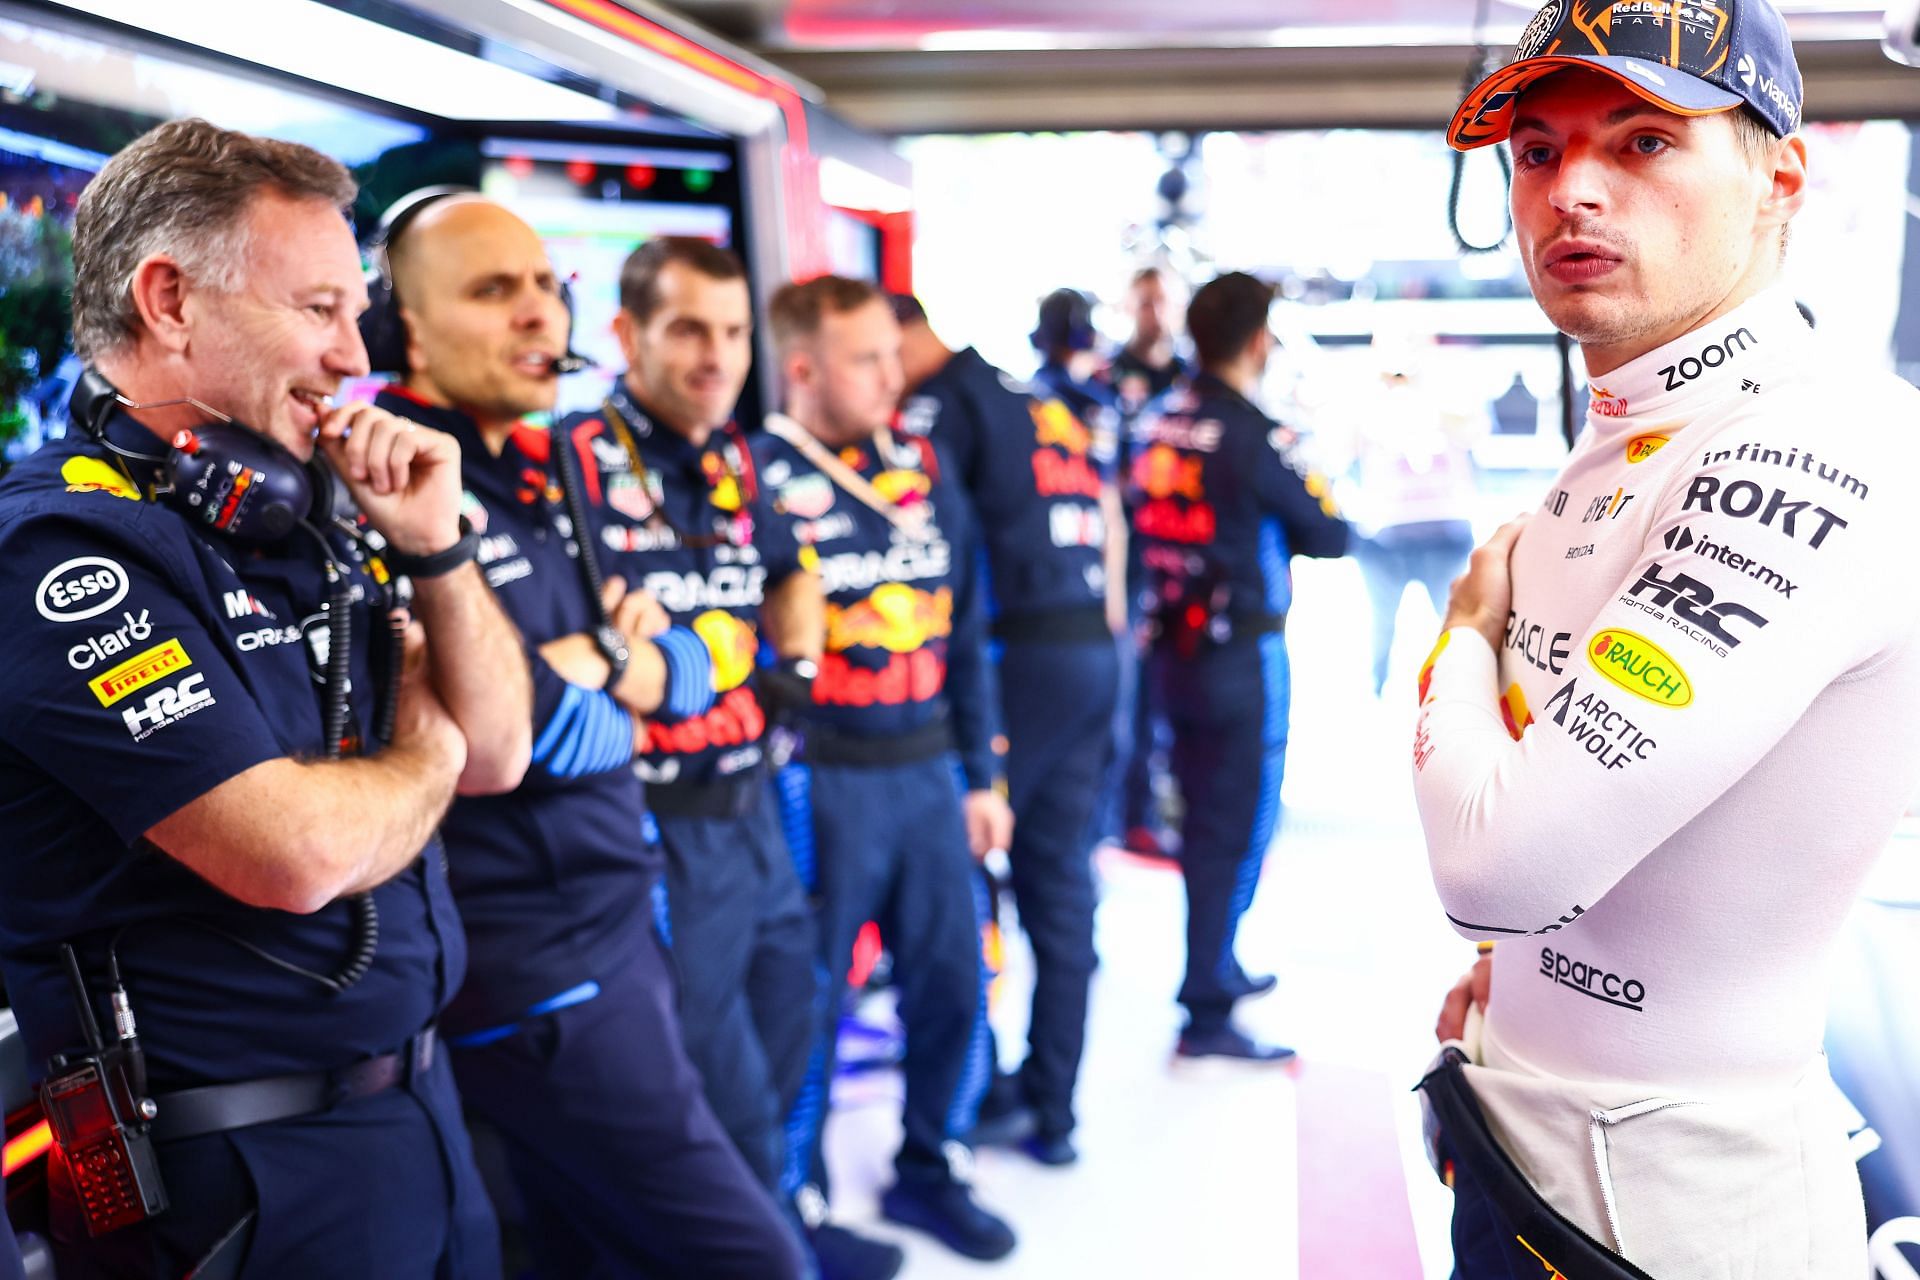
[803,717,952,767]
[993,607,1111,646]
[1416,1051,1656,1280]
[1150,608,1286,648]
[646,769,762,820]
[149,1028,436,1144]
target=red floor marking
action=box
[1294,1060,1425,1278]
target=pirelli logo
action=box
[89,640,190,707]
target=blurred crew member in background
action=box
[1129,272,1348,1062]
[374,194,804,1278]
[759,276,1018,1263]
[896,293,1121,1167]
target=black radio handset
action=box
[39,944,168,1236]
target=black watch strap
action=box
[385,516,478,580]
[595,625,632,689]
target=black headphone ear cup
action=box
[359,271,410,376]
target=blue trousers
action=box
[50,1049,500,1280]
[450,932,805,1280]
[656,782,818,1192]
[778,752,989,1195]
[1156,633,1291,1034]
[999,637,1118,1136]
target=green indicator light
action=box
[684,169,714,194]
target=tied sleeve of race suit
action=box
[1411,395,1916,939]
[937,455,1005,791]
[527,651,635,784]
[654,624,716,721]
[1251,423,1349,559]
[0,512,286,844]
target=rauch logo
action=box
[1587,628,1692,708]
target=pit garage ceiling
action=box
[652,0,1920,131]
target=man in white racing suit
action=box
[1414,0,1920,1274]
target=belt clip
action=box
[405,1027,436,1087]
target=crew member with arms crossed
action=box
[1416,3,1920,1274]
[0,121,527,1278]
[556,239,900,1280]
[758,276,1019,1262]
[894,294,1121,1167]
[366,194,804,1278]
[1129,272,1348,1062]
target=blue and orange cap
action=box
[1447,0,1805,151]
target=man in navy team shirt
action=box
[369,193,804,1278]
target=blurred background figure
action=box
[1103,267,1188,417]
[1030,288,1119,444]
[1338,336,1484,699]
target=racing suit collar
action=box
[1577,288,1810,435]
[607,378,717,470]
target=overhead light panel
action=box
[41,0,621,121]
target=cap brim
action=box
[1448,54,1743,151]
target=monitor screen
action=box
[481,141,740,419]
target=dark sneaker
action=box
[1227,971,1279,1001]
[808,1222,904,1280]
[967,1074,1037,1148]
[1020,1130,1079,1167]
[1176,1025,1297,1063]
[880,1178,1017,1261]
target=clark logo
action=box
[1587,628,1692,708]
[1625,434,1669,464]
[88,640,190,707]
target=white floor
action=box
[822,560,1472,1279]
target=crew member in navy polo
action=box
[894,295,1120,1168]
[553,237,870,1279]
[757,276,1018,1264]
[1129,272,1349,1062]
[0,122,526,1278]
[369,195,804,1277]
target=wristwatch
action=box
[594,624,632,690]
[384,516,478,579]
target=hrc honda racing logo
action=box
[1540,946,1647,1012]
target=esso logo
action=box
[35,556,130,622]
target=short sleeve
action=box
[0,512,286,844]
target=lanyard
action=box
[762,414,933,542]
[600,395,755,549]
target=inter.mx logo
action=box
[1626,562,1770,648]
[1662,526,1797,596]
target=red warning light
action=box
[503,154,535,179]
[565,158,596,185]
[625,164,657,190]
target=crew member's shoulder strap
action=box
[763,415,932,541]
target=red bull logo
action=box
[1501,683,1533,741]
[692,609,758,693]
[814,650,945,707]
[1033,451,1101,500]
[1030,400,1092,456]
[1417,632,1450,705]
[872,470,932,507]
[642,685,765,755]
[1590,386,1629,418]
[827,583,953,654]
[1131,444,1205,502]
